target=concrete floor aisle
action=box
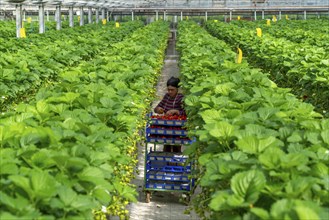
[127,29,201,220]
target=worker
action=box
[154,76,185,152]
[154,76,185,116]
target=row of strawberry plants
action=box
[0,21,124,53]
[0,21,169,220]
[177,21,328,220]
[0,21,143,112]
[0,20,81,39]
[0,21,16,38]
[230,20,329,51]
[205,21,329,117]
[259,19,329,34]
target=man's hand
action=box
[166,109,179,116]
[155,107,164,114]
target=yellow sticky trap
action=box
[236,48,242,64]
[186,16,189,20]
[237,16,241,20]
[272,15,277,22]
[115,22,120,28]
[285,15,289,20]
[78,16,80,21]
[256,28,262,37]
[102,19,106,25]
[214,20,218,22]
[27,17,32,23]
[266,19,271,26]
[20,28,26,38]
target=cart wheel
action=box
[181,193,190,205]
[145,191,151,203]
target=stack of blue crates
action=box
[145,114,193,144]
[145,152,194,191]
[145,114,194,192]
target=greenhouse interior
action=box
[1,0,329,220]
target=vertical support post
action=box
[102,8,105,20]
[279,11,281,20]
[88,7,92,24]
[254,10,257,20]
[163,11,166,20]
[96,8,99,24]
[229,10,232,21]
[15,4,22,38]
[56,5,61,30]
[156,11,158,21]
[80,7,84,26]
[132,11,134,21]
[69,6,74,27]
[205,11,207,21]
[23,9,25,21]
[106,10,109,21]
[39,4,45,33]
[180,11,183,21]
[262,10,264,19]
[46,10,49,21]
[304,10,307,20]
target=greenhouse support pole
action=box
[279,11,281,20]
[164,11,166,20]
[131,11,134,21]
[106,10,109,21]
[46,10,49,21]
[39,4,45,33]
[304,10,307,20]
[205,11,207,21]
[229,10,232,20]
[15,4,22,38]
[88,7,92,24]
[102,8,105,20]
[156,11,158,21]
[180,11,183,21]
[69,7,74,27]
[23,9,25,21]
[262,10,264,19]
[254,10,257,20]
[80,7,84,26]
[56,5,61,30]
[96,8,99,24]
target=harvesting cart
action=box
[143,113,194,203]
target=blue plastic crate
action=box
[145,181,191,191]
[147,113,187,127]
[146,171,190,182]
[149,119,185,126]
[146,136,193,145]
[147,152,189,163]
[146,164,192,173]
[146,127,188,136]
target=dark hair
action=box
[167,77,180,88]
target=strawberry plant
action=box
[205,21,329,117]
[231,19,329,52]
[177,21,329,220]
[0,21,143,112]
[0,21,170,219]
